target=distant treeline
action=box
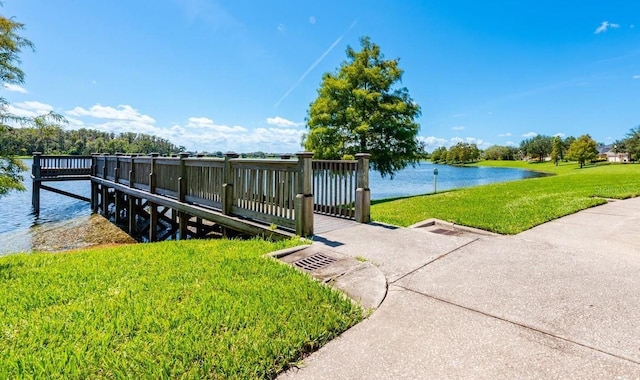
[0,127,184,156]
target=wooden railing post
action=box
[178,152,190,240]
[222,152,239,215]
[114,153,121,184]
[127,156,136,233]
[90,154,99,213]
[31,152,42,214]
[149,153,159,241]
[295,152,314,236]
[100,154,108,217]
[355,153,371,223]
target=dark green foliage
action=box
[430,146,448,163]
[304,36,422,178]
[566,134,599,168]
[0,127,183,155]
[623,125,640,160]
[0,10,33,195]
[520,135,553,162]
[550,136,563,165]
[483,145,518,161]
[431,143,481,164]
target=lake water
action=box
[0,160,543,255]
[368,162,544,200]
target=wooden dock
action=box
[31,152,371,242]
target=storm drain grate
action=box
[294,253,337,271]
[430,228,462,236]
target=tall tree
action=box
[0,10,34,196]
[566,134,598,168]
[550,136,563,166]
[304,36,422,178]
[520,135,553,162]
[623,125,640,161]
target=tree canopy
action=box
[520,135,553,162]
[1,127,183,156]
[0,10,33,196]
[566,134,598,168]
[550,136,563,165]
[623,125,640,161]
[303,36,422,178]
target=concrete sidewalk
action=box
[279,198,640,379]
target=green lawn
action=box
[0,239,362,379]
[372,161,640,234]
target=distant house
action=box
[597,144,631,163]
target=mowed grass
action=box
[372,161,640,234]
[0,239,362,379]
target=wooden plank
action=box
[91,177,294,239]
[40,184,90,202]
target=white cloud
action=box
[505,141,517,147]
[267,116,303,128]
[186,116,247,132]
[498,132,512,137]
[3,84,28,93]
[418,135,491,151]
[553,132,566,137]
[5,101,54,118]
[633,75,640,80]
[418,136,448,151]
[452,126,465,130]
[595,21,620,34]
[12,98,306,153]
[67,104,155,124]
[522,132,538,138]
[451,136,489,148]
[277,23,285,32]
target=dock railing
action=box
[92,152,315,236]
[312,153,370,223]
[31,153,93,213]
[32,151,371,236]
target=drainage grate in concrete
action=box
[294,253,337,271]
[430,228,462,236]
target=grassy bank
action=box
[372,161,640,234]
[0,239,362,379]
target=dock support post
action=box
[31,152,42,214]
[295,152,314,236]
[114,190,123,223]
[128,195,137,235]
[148,153,158,242]
[100,158,108,216]
[90,155,98,213]
[91,181,99,213]
[178,152,189,240]
[127,160,136,234]
[355,153,371,223]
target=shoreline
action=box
[2,213,136,256]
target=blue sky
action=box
[3,0,639,153]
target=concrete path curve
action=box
[279,198,640,379]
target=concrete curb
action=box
[409,218,500,236]
[275,245,388,311]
